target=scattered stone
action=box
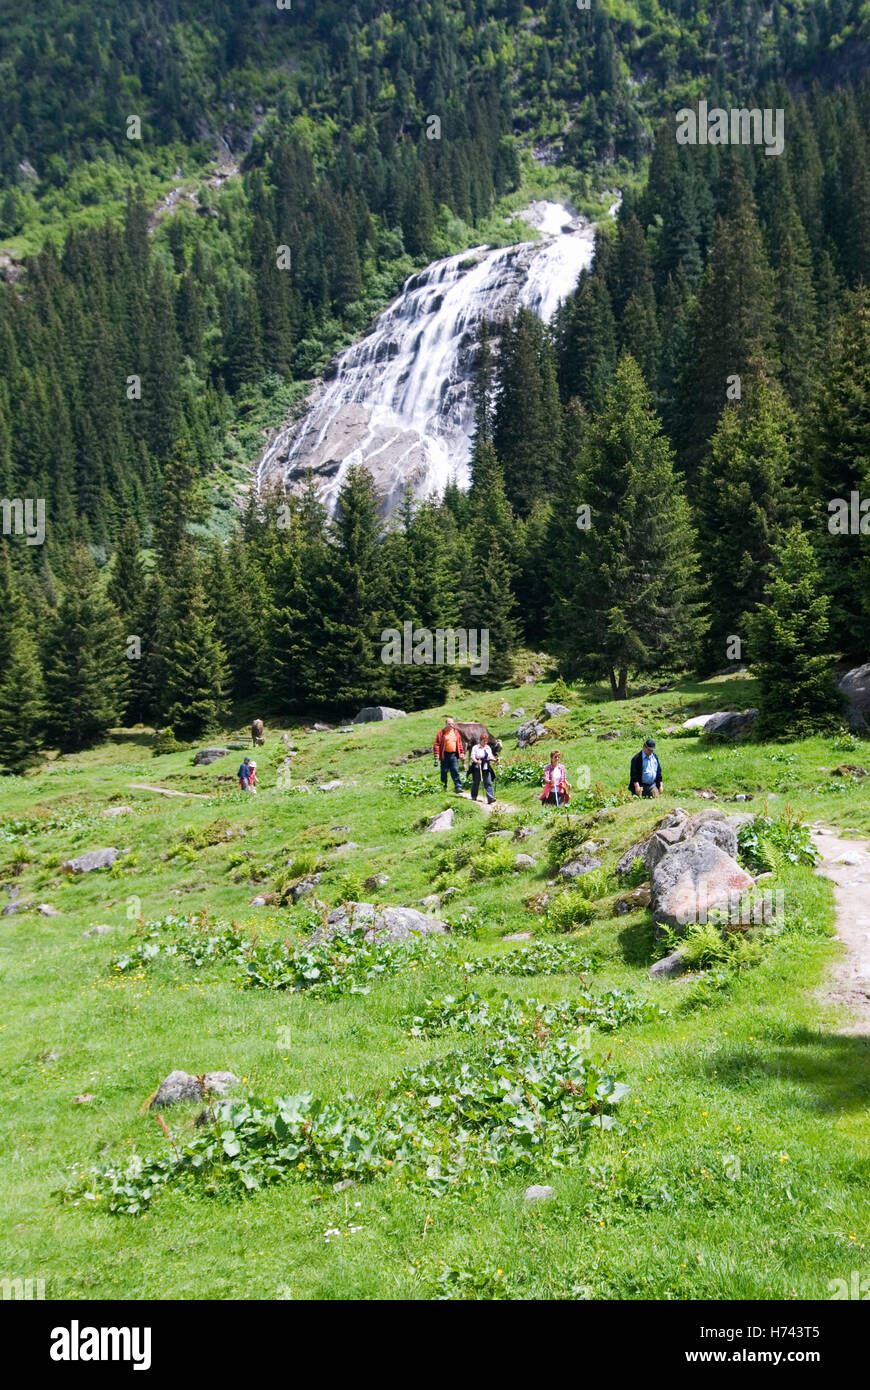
[597,730,620,741]
[702,709,759,741]
[616,841,651,877]
[614,886,651,916]
[695,790,717,800]
[72,1093,95,1105]
[151,1070,239,1107]
[514,853,538,869]
[692,820,739,859]
[311,722,333,732]
[318,903,448,943]
[509,708,525,720]
[559,855,601,880]
[524,1184,555,1203]
[505,931,534,941]
[363,872,390,890]
[319,780,343,792]
[36,904,61,916]
[82,924,113,938]
[836,852,864,867]
[514,826,535,841]
[580,838,608,853]
[649,949,688,980]
[416,894,442,911]
[101,805,133,817]
[650,839,754,934]
[427,809,454,832]
[486,830,513,841]
[39,1048,60,1064]
[833,764,869,778]
[332,841,361,852]
[62,848,118,874]
[517,718,549,748]
[293,874,323,902]
[353,706,407,723]
[540,702,569,719]
[193,747,229,766]
[838,663,870,732]
[333,1178,357,1192]
[1,902,26,916]
[249,894,275,907]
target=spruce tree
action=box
[42,546,128,750]
[0,620,45,773]
[746,526,844,739]
[696,374,796,670]
[552,355,705,698]
[159,545,229,739]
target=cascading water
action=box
[255,200,605,513]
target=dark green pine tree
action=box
[492,308,562,517]
[695,374,796,671]
[460,538,517,689]
[381,491,456,708]
[159,544,229,739]
[108,516,142,626]
[805,285,870,657]
[554,265,617,408]
[42,546,128,750]
[746,526,844,739]
[0,619,46,772]
[551,354,705,698]
[314,466,389,709]
[676,163,777,483]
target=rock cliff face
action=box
[255,201,600,514]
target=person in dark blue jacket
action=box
[238,757,252,791]
[629,739,663,798]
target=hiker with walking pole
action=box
[539,750,571,806]
[469,730,498,805]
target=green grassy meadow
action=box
[2,672,869,1300]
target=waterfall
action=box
[255,200,602,514]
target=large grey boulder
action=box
[427,809,454,832]
[540,702,569,719]
[559,855,601,880]
[151,1070,239,1108]
[839,664,870,731]
[318,903,448,943]
[62,848,118,874]
[682,713,717,730]
[193,747,229,766]
[517,718,549,748]
[650,839,754,934]
[353,706,406,723]
[702,709,759,741]
[692,820,738,858]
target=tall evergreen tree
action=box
[746,526,844,739]
[551,355,705,698]
[42,546,128,750]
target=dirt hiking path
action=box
[129,783,210,800]
[812,826,870,1035]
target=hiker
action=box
[248,760,259,794]
[629,738,663,798]
[238,756,252,792]
[251,718,265,747]
[469,730,498,805]
[540,750,571,806]
[433,717,465,793]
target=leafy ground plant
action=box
[737,808,820,874]
[60,1014,629,1212]
[457,940,594,977]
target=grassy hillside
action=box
[1,671,868,1300]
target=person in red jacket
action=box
[433,717,465,793]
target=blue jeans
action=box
[440,752,462,791]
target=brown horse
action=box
[251,718,265,747]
